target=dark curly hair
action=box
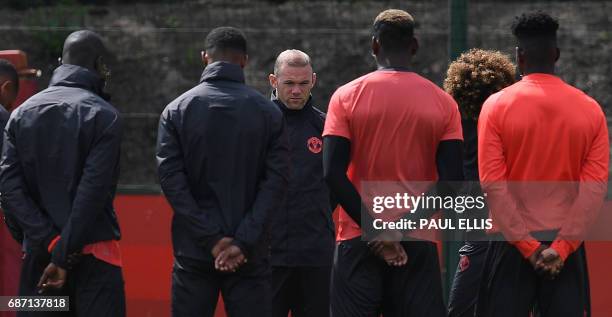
[444,49,516,121]
[511,11,559,40]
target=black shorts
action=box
[476,241,590,317]
[330,237,446,317]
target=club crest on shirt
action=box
[307,137,322,154]
[459,254,470,272]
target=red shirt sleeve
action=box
[440,95,463,141]
[323,89,351,140]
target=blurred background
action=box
[1,1,611,316]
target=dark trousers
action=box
[330,238,446,317]
[476,241,590,317]
[172,256,271,317]
[271,266,331,317]
[448,242,489,317]
[18,252,125,317]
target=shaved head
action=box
[62,30,108,70]
[269,49,316,110]
[274,49,312,75]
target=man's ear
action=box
[202,51,209,66]
[0,81,12,96]
[0,80,16,107]
[515,46,524,75]
[311,72,317,88]
[410,37,419,56]
[371,36,380,56]
[269,73,278,89]
[240,54,248,68]
[554,47,560,62]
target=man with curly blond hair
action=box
[443,49,516,317]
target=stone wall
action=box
[1,0,610,186]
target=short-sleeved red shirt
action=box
[323,70,463,241]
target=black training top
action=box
[157,61,289,262]
[269,91,335,267]
[0,64,122,268]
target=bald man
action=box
[0,30,125,316]
[268,50,334,317]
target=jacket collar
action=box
[49,64,110,101]
[270,89,313,114]
[200,61,245,83]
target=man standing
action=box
[323,9,463,317]
[0,59,23,245]
[157,27,289,317]
[268,50,334,317]
[443,49,516,317]
[476,11,608,317]
[0,30,125,316]
[0,59,18,129]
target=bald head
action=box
[62,30,108,71]
[274,49,312,76]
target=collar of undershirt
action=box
[521,73,563,84]
[377,66,413,72]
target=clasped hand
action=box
[211,237,247,273]
[528,245,564,279]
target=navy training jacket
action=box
[156,61,289,262]
[0,64,122,268]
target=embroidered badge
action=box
[307,137,322,154]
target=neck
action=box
[375,54,412,70]
[522,63,555,76]
[208,56,243,67]
[62,59,96,72]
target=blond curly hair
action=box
[444,49,516,121]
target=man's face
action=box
[269,65,316,110]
